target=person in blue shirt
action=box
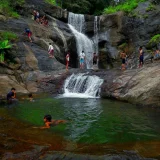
[25,28,32,42]
[7,88,18,104]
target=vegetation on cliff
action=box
[0,31,17,63]
[0,0,24,18]
[103,0,146,14]
[0,31,18,42]
[45,0,150,15]
[147,34,160,48]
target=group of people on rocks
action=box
[23,10,49,43]
[33,10,48,26]
[22,7,99,71]
[66,51,98,70]
[120,46,160,70]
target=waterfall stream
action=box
[68,12,94,69]
[93,16,99,55]
[62,73,104,98]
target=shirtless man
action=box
[120,51,127,70]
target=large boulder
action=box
[101,62,160,107]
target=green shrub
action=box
[149,34,160,44]
[118,43,127,49]
[45,0,56,5]
[103,0,146,14]
[0,0,24,18]
[0,31,18,41]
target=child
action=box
[28,93,34,102]
[33,115,67,129]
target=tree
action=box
[0,40,12,63]
[62,0,112,15]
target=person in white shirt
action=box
[48,43,54,58]
[80,51,85,69]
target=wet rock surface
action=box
[1,146,158,160]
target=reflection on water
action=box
[63,99,102,142]
[2,97,160,158]
[60,98,160,144]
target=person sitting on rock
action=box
[6,88,18,104]
[33,115,67,129]
[25,28,33,42]
[33,10,37,20]
[154,49,160,59]
[48,43,54,58]
[43,19,49,26]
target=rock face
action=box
[100,62,160,107]
[0,1,77,96]
[85,1,160,69]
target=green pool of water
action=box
[7,97,160,144]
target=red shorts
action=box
[28,32,32,37]
[49,49,54,55]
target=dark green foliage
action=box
[148,34,160,48]
[52,0,111,15]
[0,31,18,41]
[0,40,12,62]
[0,0,24,18]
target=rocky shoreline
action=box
[1,61,160,107]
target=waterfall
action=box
[93,16,99,55]
[62,73,104,98]
[68,12,94,69]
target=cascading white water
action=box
[93,16,99,55]
[62,73,104,98]
[68,12,94,69]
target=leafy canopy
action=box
[103,0,146,14]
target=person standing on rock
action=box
[139,46,144,68]
[66,51,70,71]
[120,51,127,70]
[36,11,40,23]
[25,28,33,43]
[80,51,85,69]
[48,43,54,58]
[93,53,98,65]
